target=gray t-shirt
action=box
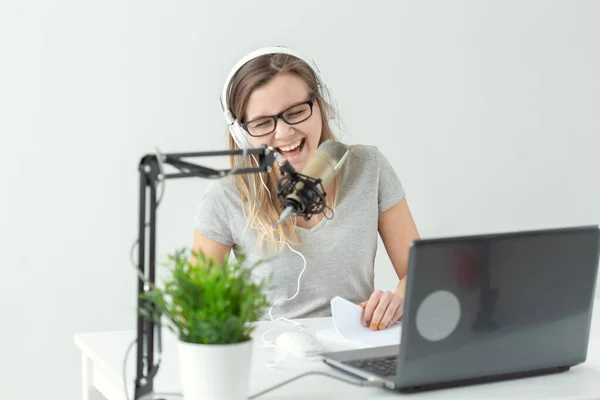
[194,143,406,320]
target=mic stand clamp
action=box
[276,162,329,221]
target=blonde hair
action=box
[226,53,341,253]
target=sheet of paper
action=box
[330,296,402,348]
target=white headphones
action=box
[220,46,333,149]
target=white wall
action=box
[1,1,598,399]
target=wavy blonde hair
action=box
[226,53,340,253]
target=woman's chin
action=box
[289,149,313,172]
[288,159,305,172]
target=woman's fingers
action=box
[370,291,394,330]
[392,302,404,324]
[381,296,404,328]
[359,291,405,330]
[361,290,382,327]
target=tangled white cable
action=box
[258,241,315,367]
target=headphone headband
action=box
[220,46,327,125]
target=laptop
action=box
[322,225,600,392]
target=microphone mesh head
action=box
[317,139,348,162]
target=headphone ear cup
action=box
[230,120,250,149]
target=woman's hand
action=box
[359,279,407,330]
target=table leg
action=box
[82,352,93,400]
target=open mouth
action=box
[276,138,306,158]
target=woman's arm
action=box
[379,197,420,282]
[192,230,233,265]
[360,197,420,330]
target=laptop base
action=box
[394,365,572,393]
[323,358,571,393]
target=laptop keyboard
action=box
[343,355,398,378]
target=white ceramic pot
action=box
[177,338,253,400]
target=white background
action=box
[1,1,599,399]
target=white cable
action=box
[259,240,307,369]
[251,154,273,198]
[260,329,278,346]
[248,371,385,399]
[267,242,306,327]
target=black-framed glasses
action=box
[242,97,315,137]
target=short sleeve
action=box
[376,148,406,214]
[194,181,235,246]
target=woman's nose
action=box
[274,118,294,139]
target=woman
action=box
[193,47,420,331]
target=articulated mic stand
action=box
[133,145,281,400]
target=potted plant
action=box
[140,248,271,400]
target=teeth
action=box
[279,139,302,152]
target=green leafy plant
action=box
[139,248,272,345]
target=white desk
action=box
[74,308,600,400]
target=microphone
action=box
[277,140,351,224]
